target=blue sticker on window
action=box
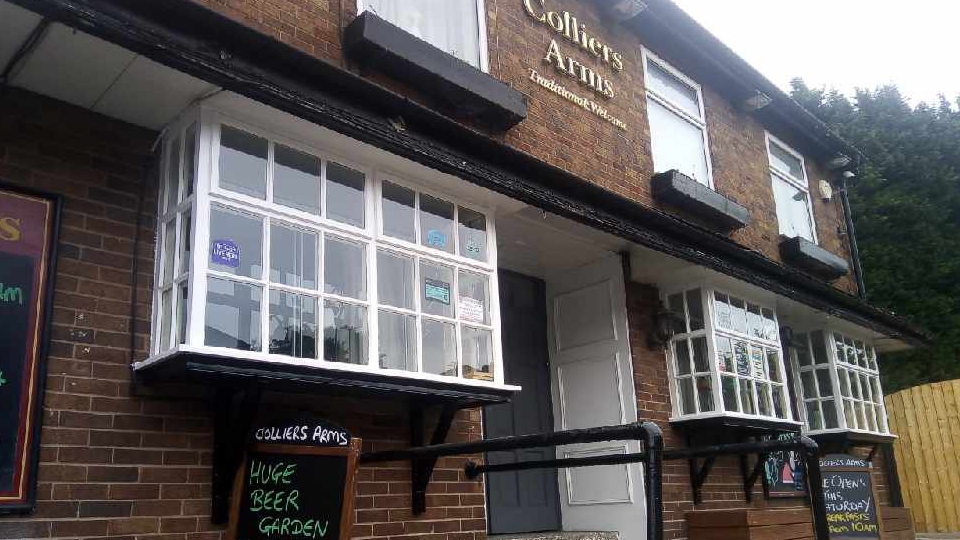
[426,230,447,248]
[211,239,240,268]
[424,278,450,305]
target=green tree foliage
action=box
[790,80,960,392]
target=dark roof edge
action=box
[12,0,927,346]
[636,0,865,163]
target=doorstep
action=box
[489,533,619,540]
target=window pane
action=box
[274,144,321,214]
[420,194,455,254]
[843,399,857,428]
[806,401,823,430]
[678,378,695,415]
[816,369,834,397]
[838,369,851,397]
[382,181,416,242]
[462,326,493,381]
[729,297,747,334]
[324,236,367,300]
[162,219,176,282]
[421,260,454,318]
[377,250,415,309]
[739,379,756,415]
[458,270,489,325]
[874,407,885,432]
[210,206,263,279]
[323,300,367,365]
[379,311,417,372]
[184,124,197,197]
[647,98,709,184]
[757,382,772,417]
[691,336,709,373]
[458,207,487,261]
[796,334,812,366]
[270,224,318,289]
[733,340,750,376]
[750,345,766,379]
[768,141,804,181]
[177,284,188,345]
[716,336,734,373]
[422,319,457,377]
[772,385,787,418]
[811,331,829,364]
[871,378,883,404]
[179,211,192,275]
[714,293,731,330]
[747,304,764,339]
[646,60,701,118]
[164,135,181,213]
[766,349,781,382]
[204,277,262,351]
[364,0,481,67]
[667,293,687,334]
[761,308,777,341]
[219,126,267,199]
[269,291,318,359]
[675,339,691,375]
[326,161,365,227]
[824,401,839,429]
[801,371,817,399]
[721,375,739,412]
[159,288,172,351]
[686,289,704,331]
[696,376,714,412]
[773,174,814,241]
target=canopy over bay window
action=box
[138,105,515,402]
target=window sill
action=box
[669,412,802,435]
[651,170,751,231]
[343,12,527,131]
[779,236,850,280]
[133,346,519,407]
[805,428,897,446]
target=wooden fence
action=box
[885,379,960,533]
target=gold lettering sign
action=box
[523,0,627,130]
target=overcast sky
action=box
[670,0,960,107]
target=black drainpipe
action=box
[838,167,866,299]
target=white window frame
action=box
[642,48,714,189]
[357,0,490,72]
[766,132,818,244]
[663,284,797,425]
[144,106,509,391]
[790,329,890,437]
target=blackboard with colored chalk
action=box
[820,454,880,540]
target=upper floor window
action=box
[643,51,712,187]
[151,110,503,387]
[361,0,487,69]
[665,287,793,423]
[767,134,817,243]
[792,330,889,436]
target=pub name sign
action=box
[523,0,628,130]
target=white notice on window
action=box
[459,296,485,324]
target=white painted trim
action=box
[765,131,819,244]
[562,444,634,505]
[356,0,490,73]
[641,47,714,190]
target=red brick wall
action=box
[0,89,487,540]
[184,0,858,294]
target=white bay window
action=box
[360,0,487,70]
[666,287,793,423]
[150,110,502,387]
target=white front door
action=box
[546,254,645,540]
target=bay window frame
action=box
[663,284,796,425]
[149,106,506,389]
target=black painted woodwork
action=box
[780,236,851,280]
[343,12,526,131]
[651,170,751,230]
[484,271,560,534]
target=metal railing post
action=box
[800,436,828,540]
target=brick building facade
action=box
[0,1,924,540]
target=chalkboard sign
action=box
[762,433,806,497]
[0,186,59,514]
[228,419,361,540]
[820,454,880,540]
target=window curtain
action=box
[364,0,481,67]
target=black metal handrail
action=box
[361,421,664,540]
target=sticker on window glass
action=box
[464,239,482,256]
[426,230,447,249]
[734,341,750,376]
[424,278,450,305]
[211,239,240,268]
[460,296,484,323]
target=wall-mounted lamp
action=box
[648,301,684,349]
[842,170,856,180]
[741,91,772,112]
[602,0,648,22]
[826,154,852,170]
